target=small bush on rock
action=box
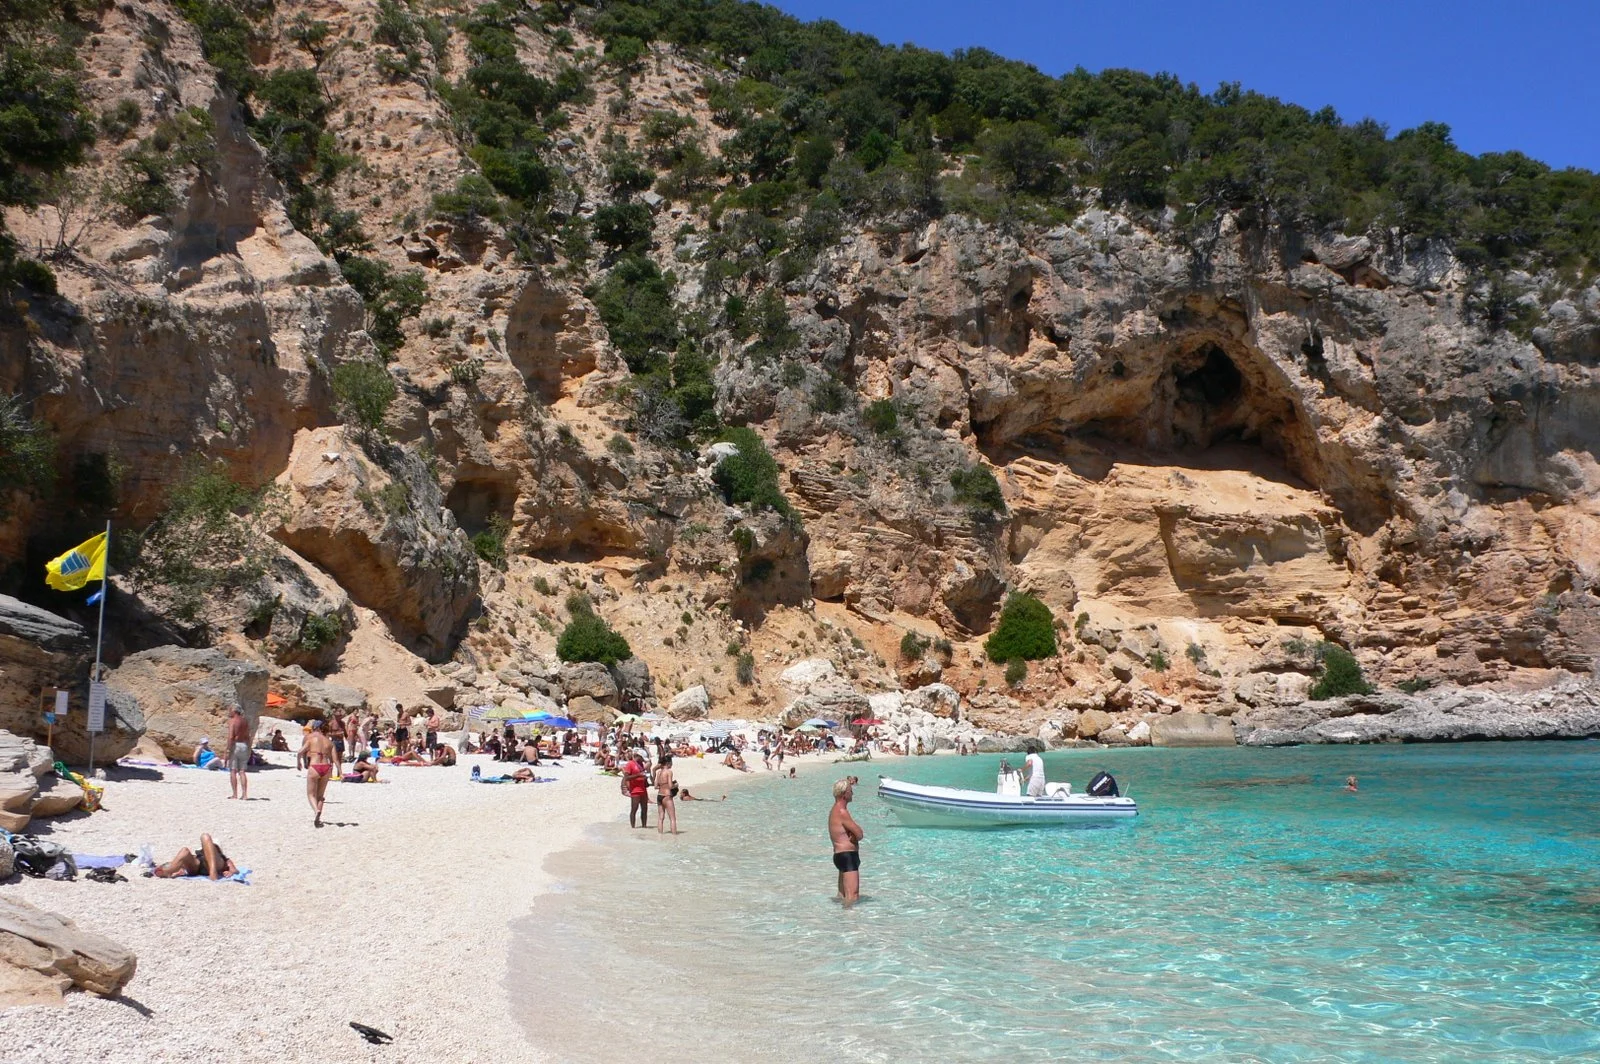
[949,464,1005,514]
[1310,642,1374,699]
[331,359,397,442]
[471,513,511,570]
[713,427,793,519]
[557,611,631,665]
[1004,658,1027,687]
[297,611,344,651]
[899,631,930,661]
[984,593,1057,663]
[736,651,756,685]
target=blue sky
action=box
[768,0,1597,172]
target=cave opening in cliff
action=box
[1176,345,1243,408]
[446,474,515,536]
[990,335,1326,502]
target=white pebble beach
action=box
[2,745,789,1063]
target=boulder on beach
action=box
[566,695,610,723]
[0,597,89,750]
[611,656,654,699]
[1075,709,1115,739]
[0,731,53,779]
[778,658,839,694]
[562,662,619,707]
[111,646,268,762]
[268,665,367,721]
[30,775,84,818]
[668,685,711,720]
[253,716,297,748]
[903,683,961,720]
[1151,711,1238,748]
[0,897,137,1005]
[0,597,146,764]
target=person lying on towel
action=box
[153,834,237,880]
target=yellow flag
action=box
[45,532,107,592]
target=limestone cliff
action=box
[1,1,1596,747]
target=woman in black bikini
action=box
[654,754,679,836]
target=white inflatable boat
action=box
[877,770,1138,827]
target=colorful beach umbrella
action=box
[851,718,883,725]
[802,718,839,728]
[483,705,530,721]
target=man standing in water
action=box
[302,720,336,828]
[226,706,251,800]
[623,750,649,828]
[828,778,865,908]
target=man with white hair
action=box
[828,777,865,908]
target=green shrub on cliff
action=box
[712,427,793,519]
[1310,642,1374,699]
[556,611,631,666]
[0,395,57,515]
[985,593,1057,663]
[949,465,1005,515]
[331,359,397,441]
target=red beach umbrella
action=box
[851,717,883,725]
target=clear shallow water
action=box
[513,743,1600,1062]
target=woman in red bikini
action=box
[302,720,337,827]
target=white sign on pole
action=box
[55,689,69,715]
[87,682,108,734]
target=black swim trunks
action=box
[832,850,860,873]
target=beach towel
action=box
[178,868,252,884]
[73,854,129,869]
[474,774,555,783]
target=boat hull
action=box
[877,777,1137,827]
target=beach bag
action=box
[12,835,74,878]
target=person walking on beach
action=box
[623,751,650,828]
[302,720,336,827]
[426,707,442,754]
[227,706,251,800]
[654,754,678,836]
[829,778,865,908]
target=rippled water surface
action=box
[513,743,1600,1062]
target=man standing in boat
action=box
[829,778,865,908]
[1023,749,1047,797]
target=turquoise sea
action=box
[513,742,1600,1062]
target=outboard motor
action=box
[1087,771,1119,798]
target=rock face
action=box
[1151,712,1238,748]
[0,897,137,1004]
[109,647,269,761]
[1237,681,1600,745]
[274,427,480,663]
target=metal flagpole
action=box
[87,519,110,775]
